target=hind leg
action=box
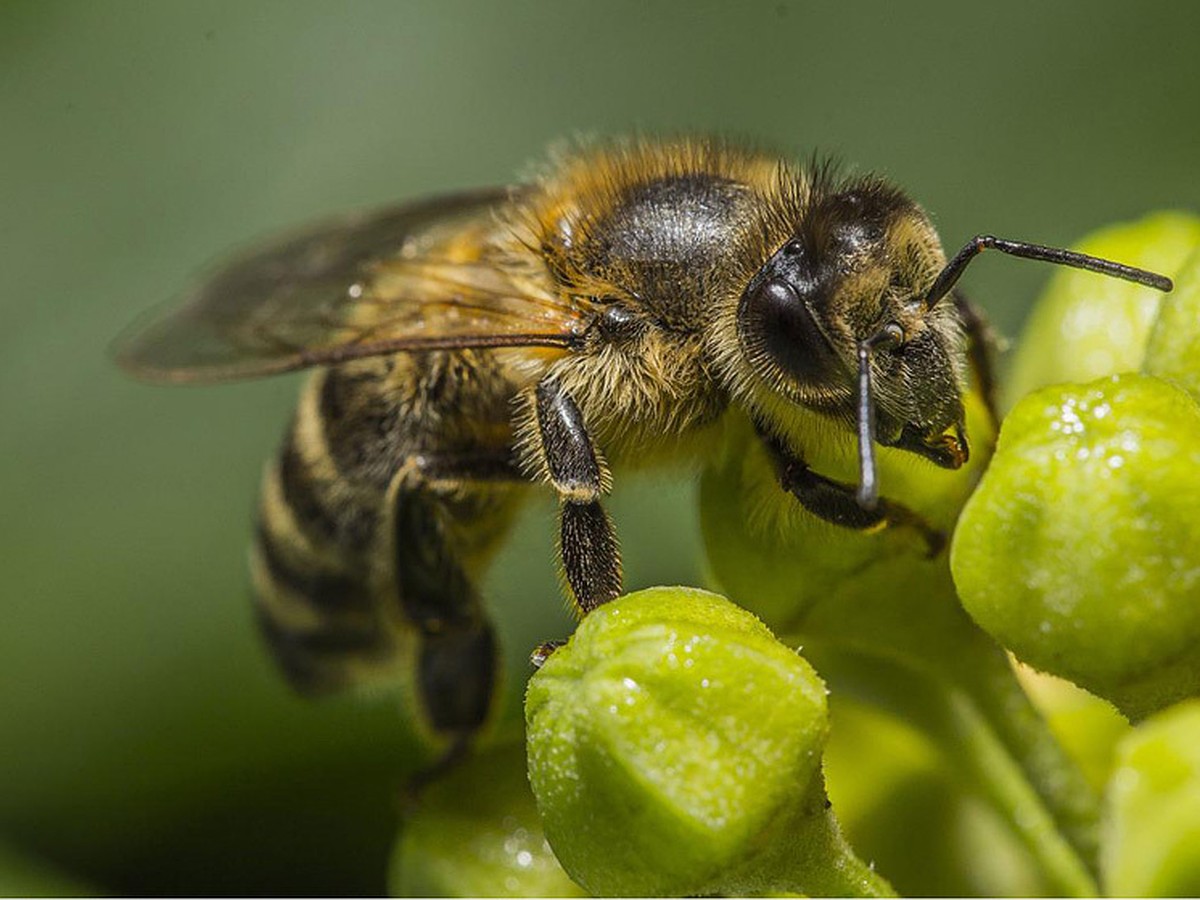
[387,453,528,748]
[253,438,526,751]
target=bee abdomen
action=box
[252,411,518,739]
[252,602,389,695]
[254,521,375,618]
[252,470,396,694]
[248,379,403,691]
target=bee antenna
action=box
[855,325,903,509]
[924,235,1174,309]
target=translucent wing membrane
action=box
[115,189,583,383]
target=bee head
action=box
[737,181,969,485]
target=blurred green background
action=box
[3,1,1198,894]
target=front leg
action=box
[757,426,946,557]
[531,376,622,615]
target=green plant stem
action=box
[950,647,1102,876]
[714,774,899,898]
[944,679,1097,897]
[804,641,1099,896]
[773,542,1104,893]
[765,806,898,898]
[768,806,902,897]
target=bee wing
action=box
[115,189,584,383]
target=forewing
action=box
[116,189,582,383]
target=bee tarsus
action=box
[531,639,566,669]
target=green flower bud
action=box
[1101,700,1200,896]
[525,586,892,897]
[1006,211,1200,405]
[391,742,585,898]
[1144,244,1200,399]
[951,373,1200,719]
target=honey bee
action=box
[118,138,1171,752]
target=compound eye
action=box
[597,303,640,342]
[740,277,837,386]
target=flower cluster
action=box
[397,213,1200,897]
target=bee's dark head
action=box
[737,178,968,475]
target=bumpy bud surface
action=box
[951,374,1200,719]
[525,586,891,897]
[1102,700,1200,896]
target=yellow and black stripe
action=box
[250,362,529,741]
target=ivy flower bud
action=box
[951,374,1200,719]
[1006,212,1200,405]
[525,586,892,897]
[1143,245,1200,399]
[391,742,585,898]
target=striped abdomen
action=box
[251,355,530,738]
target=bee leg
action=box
[532,376,622,615]
[390,475,507,745]
[531,639,565,668]
[388,453,532,795]
[759,431,946,557]
[952,289,1003,436]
